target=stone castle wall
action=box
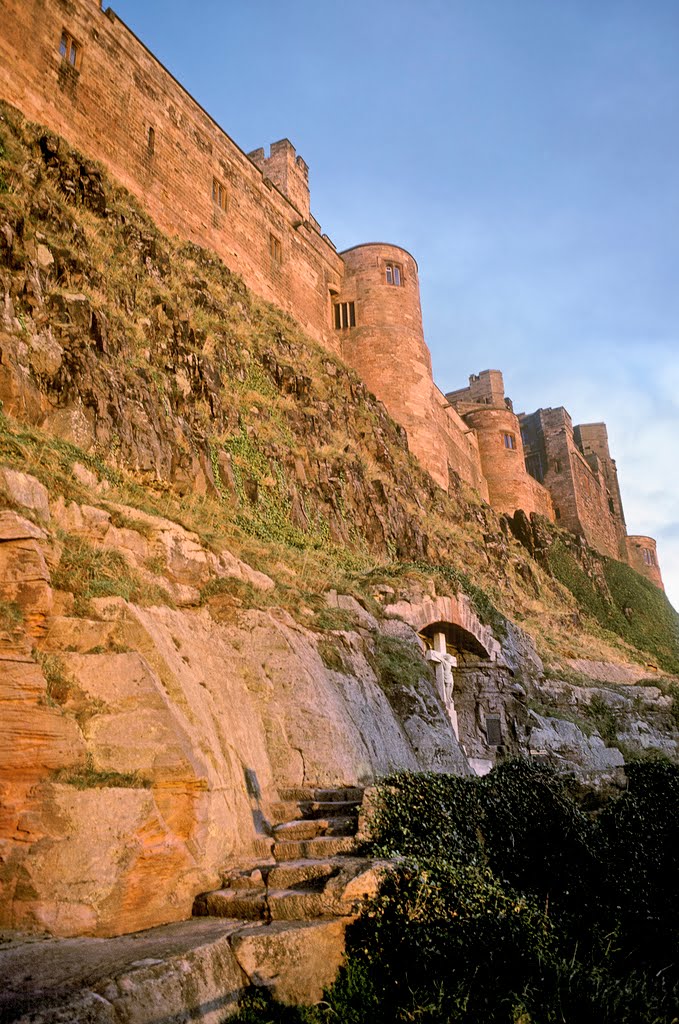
[0,0,663,586]
[461,405,554,520]
[0,0,344,352]
[520,407,627,562]
[338,244,487,494]
[447,372,553,520]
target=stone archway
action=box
[384,593,514,775]
[383,592,503,664]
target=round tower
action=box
[462,406,552,518]
[626,536,664,590]
[336,243,449,488]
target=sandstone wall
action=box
[521,408,622,560]
[574,423,628,560]
[0,0,343,351]
[338,243,486,493]
[627,535,664,591]
[462,406,554,519]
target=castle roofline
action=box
[339,242,419,271]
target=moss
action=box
[317,637,347,673]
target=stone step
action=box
[273,817,356,842]
[278,786,363,804]
[273,836,356,862]
[193,889,267,920]
[269,800,302,825]
[314,787,364,803]
[299,800,360,819]
[267,888,328,922]
[273,820,325,842]
[221,866,268,892]
[265,859,337,891]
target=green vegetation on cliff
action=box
[545,539,679,673]
[1,98,677,674]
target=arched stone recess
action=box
[384,593,524,776]
[383,593,504,665]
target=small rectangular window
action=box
[212,177,228,212]
[385,262,402,286]
[270,234,282,263]
[333,301,356,329]
[553,459,561,472]
[503,432,517,450]
[59,30,80,69]
[147,126,155,157]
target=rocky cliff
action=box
[1,99,678,951]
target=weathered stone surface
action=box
[564,658,651,685]
[0,919,248,1024]
[0,510,48,541]
[1,574,471,936]
[195,889,267,921]
[0,469,50,523]
[527,711,625,774]
[231,918,348,1004]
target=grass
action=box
[36,651,73,704]
[51,532,173,613]
[546,539,679,674]
[53,753,151,789]
[0,599,23,632]
[317,637,347,673]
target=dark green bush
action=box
[234,759,679,1024]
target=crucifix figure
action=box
[425,630,459,738]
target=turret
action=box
[626,536,664,590]
[336,243,451,489]
[248,139,310,221]
[447,371,554,519]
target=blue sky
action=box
[111,0,679,610]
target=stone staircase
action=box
[193,786,386,925]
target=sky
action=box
[111,0,679,609]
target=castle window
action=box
[147,126,155,157]
[553,459,561,473]
[59,30,80,69]
[333,301,356,329]
[608,497,615,515]
[503,432,517,450]
[212,178,228,212]
[642,547,656,567]
[270,233,282,263]
[385,262,402,286]
[555,507,561,520]
[486,715,503,746]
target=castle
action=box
[0,0,663,589]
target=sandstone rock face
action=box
[0,479,467,938]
